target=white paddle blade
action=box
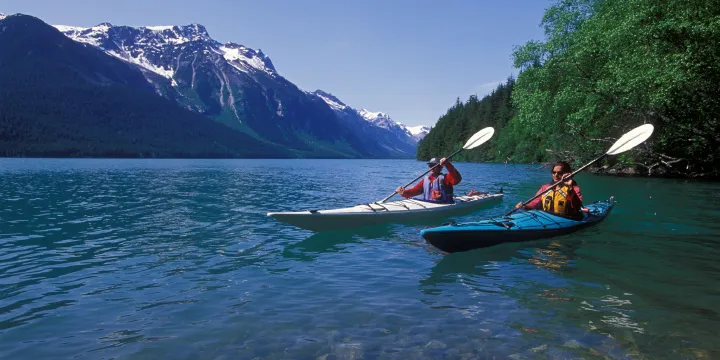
[463,127,495,150]
[607,124,654,155]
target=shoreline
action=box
[586,165,719,180]
[0,156,717,179]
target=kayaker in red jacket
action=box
[396,157,462,203]
[515,161,584,218]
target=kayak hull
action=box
[267,193,503,232]
[420,197,615,253]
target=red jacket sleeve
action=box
[443,162,462,186]
[401,179,424,198]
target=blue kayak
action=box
[420,197,615,253]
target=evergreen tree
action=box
[420,0,719,177]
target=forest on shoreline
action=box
[418,0,719,178]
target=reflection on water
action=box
[418,240,641,359]
[420,231,720,359]
[282,224,396,260]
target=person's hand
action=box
[515,201,524,209]
[561,173,574,186]
[439,157,448,167]
[396,186,405,195]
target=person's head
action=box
[427,157,442,175]
[551,161,572,181]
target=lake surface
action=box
[1,158,718,359]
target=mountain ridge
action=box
[51,18,428,157]
[0,13,289,158]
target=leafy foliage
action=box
[420,0,720,176]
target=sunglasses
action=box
[552,171,565,175]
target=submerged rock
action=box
[563,339,582,348]
[621,166,637,175]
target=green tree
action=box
[508,0,720,175]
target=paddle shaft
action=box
[504,153,607,217]
[379,146,465,203]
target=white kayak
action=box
[267,192,504,232]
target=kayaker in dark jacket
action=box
[396,157,462,203]
[515,161,584,218]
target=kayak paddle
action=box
[506,123,655,216]
[379,126,495,203]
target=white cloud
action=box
[473,80,503,95]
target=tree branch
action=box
[635,161,661,176]
[588,137,615,143]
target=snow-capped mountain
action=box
[51,20,421,158]
[357,108,426,143]
[0,13,291,158]
[357,109,430,142]
[358,109,430,142]
[359,109,395,129]
[401,124,431,142]
[313,90,428,144]
[54,23,276,78]
[53,22,277,103]
[311,90,416,156]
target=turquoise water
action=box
[0,158,718,359]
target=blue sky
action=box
[1,0,552,127]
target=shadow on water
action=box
[278,199,509,263]
[417,238,660,359]
[420,226,720,359]
[280,224,396,261]
[420,238,585,290]
[415,239,643,359]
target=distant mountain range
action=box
[311,90,429,156]
[0,12,428,158]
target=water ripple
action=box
[0,159,718,359]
